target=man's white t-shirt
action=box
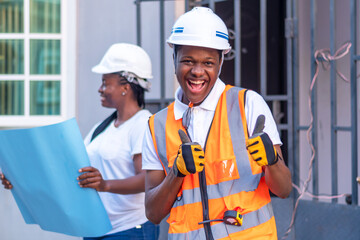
[142,79,281,170]
[84,109,151,234]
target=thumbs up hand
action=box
[246,115,279,166]
[172,130,205,177]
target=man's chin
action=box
[186,96,205,106]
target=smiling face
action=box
[174,45,221,106]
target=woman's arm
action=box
[78,153,146,194]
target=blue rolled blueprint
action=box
[0,118,112,237]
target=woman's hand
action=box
[77,166,108,192]
[1,173,13,190]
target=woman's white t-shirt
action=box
[84,109,151,234]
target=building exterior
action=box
[0,0,359,239]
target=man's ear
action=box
[217,51,224,77]
[173,53,178,71]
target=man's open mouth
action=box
[187,79,206,91]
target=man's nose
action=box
[190,63,205,77]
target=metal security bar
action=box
[310,0,319,199]
[286,0,298,194]
[350,0,358,205]
[135,0,172,112]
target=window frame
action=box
[0,0,76,127]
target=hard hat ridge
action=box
[167,7,231,53]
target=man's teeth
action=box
[189,79,204,85]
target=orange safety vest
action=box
[148,86,277,239]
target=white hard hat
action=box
[167,7,231,53]
[92,43,153,90]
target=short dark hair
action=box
[129,82,145,108]
[115,73,146,108]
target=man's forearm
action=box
[145,170,184,224]
[264,160,292,198]
[264,146,292,198]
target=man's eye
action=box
[181,60,192,64]
[205,62,214,66]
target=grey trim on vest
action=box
[168,227,207,240]
[153,107,171,173]
[173,173,262,208]
[226,87,258,182]
[169,202,274,240]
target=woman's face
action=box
[174,45,221,106]
[98,73,127,108]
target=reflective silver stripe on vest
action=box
[169,202,274,240]
[173,173,262,208]
[226,87,260,185]
[153,107,170,173]
[168,227,207,240]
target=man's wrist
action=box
[268,153,280,166]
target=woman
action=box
[78,43,158,240]
[1,43,159,240]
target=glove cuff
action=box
[268,152,279,166]
[173,164,185,177]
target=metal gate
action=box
[289,0,360,239]
[135,0,360,239]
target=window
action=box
[0,0,75,127]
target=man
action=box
[142,7,292,240]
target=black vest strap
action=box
[90,111,117,142]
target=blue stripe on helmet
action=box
[216,31,229,40]
[171,27,184,34]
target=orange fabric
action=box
[217,217,277,240]
[205,88,240,185]
[168,202,204,234]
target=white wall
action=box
[76,0,137,137]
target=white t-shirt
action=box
[142,79,281,170]
[84,109,151,234]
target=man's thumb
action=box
[252,115,265,136]
[178,129,191,144]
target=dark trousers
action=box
[84,221,159,240]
